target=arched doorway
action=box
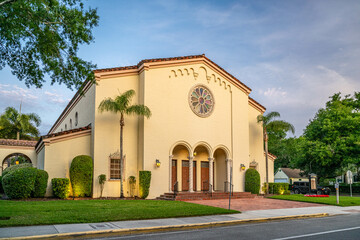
[2,153,32,171]
[213,148,227,191]
[193,145,210,191]
[171,145,190,192]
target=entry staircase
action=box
[156,191,259,201]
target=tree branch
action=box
[0,0,16,7]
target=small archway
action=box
[193,145,210,191]
[2,153,32,171]
[171,144,190,192]
[213,148,227,191]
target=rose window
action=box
[189,85,214,117]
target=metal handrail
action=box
[208,183,213,197]
[173,181,178,197]
[202,180,209,193]
[224,181,234,195]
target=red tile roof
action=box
[0,139,37,147]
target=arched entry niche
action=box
[2,153,32,171]
[193,144,211,191]
[213,147,229,191]
[171,144,190,192]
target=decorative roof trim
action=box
[36,125,91,153]
[249,97,266,113]
[265,152,277,161]
[0,139,37,148]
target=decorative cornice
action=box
[248,97,266,113]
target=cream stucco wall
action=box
[52,84,95,133]
[41,133,91,196]
[0,146,37,175]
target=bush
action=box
[2,167,37,199]
[52,178,70,199]
[324,183,360,193]
[70,155,93,197]
[268,183,290,195]
[0,176,3,194]
[245,169,260,194]
[32,170,49,198]
[2,163,33,177]
[139,171,151,199]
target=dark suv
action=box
[291,182,330,195]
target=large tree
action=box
[293,92,360,178]
[257,111,295,194]
[0,0,99,90]
[0,106,41,140]
[98,90,151,198]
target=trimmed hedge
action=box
[324,183,360,193]
[245,168,260,194]
[2,163,33,177]
[70,155,93,197]
[32,170,49,198]
[139,171,151,199]
[0,176,3,194]
[2,167,37,199]
[268,183,290,195]
[52,178,70,199]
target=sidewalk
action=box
[1,205,360,239]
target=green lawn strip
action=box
[0,200,239,227]
[268,194,360,207]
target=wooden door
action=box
[182,160,189,191]
[201,161,209,191]
[171,160,177,191]
[193,161,197,191]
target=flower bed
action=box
[304,194,329,197]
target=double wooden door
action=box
[181,160,196,191]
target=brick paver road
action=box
[184,197,323,211]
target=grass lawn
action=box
[269,194,360,207]
[0,199,238,227]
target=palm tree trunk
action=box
[120,114,124,198]
[264,130,269,195]
[16,131,20,140]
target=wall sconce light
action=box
[15,160,19,165]
[193,152,197,156]
[156,159,161,168]
[240,164,246,171]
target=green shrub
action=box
[98,174,106,198]
[2,163,33,177]
[139,171,151,199]
[0,176,3,194]
[32,170,49,198]
[52,178,70,199]
[245,168,260,194]
[2,167,37,199]
[268,183,290,195]
[70,155,93,197]
[324,183,360,193]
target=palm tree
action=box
[98,89,151,198]
[0,107,41,140]
[257,111,295,194]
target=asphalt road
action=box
[92,213,360,240]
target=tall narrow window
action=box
[70,119,72,129]
[75,112,78,127]
[65,124,67,130]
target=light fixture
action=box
[156,159,161,167]
[15,160,19,165]
[193,152,197,156]
[240,164,245,171]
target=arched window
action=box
[75,112,78,127]
[65,124,67,130]
[70,119,72,129]
[2,153,32,171]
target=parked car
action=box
[291,181,331,195]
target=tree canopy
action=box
[0,106,41,140]
[0,0,99,90]
[293,93,360,177]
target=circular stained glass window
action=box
[189,85,214,117]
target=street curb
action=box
[1,213,329,240]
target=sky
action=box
[1,0,360,136]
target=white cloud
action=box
[44,91,71,105]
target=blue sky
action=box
[1,0,359,136]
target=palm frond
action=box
[115,90,136,111]
[126,105,152,118]
[98,98,119,113]
[267,120,295,134]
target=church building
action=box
[0,55,275,199]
